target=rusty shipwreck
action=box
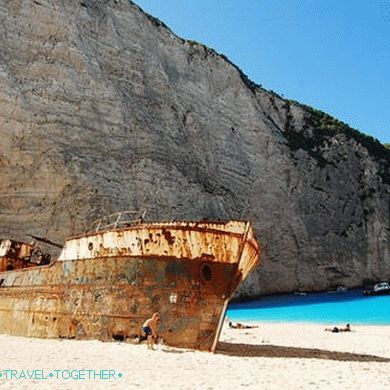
[0,211,259,351]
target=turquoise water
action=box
[227,290,390,325]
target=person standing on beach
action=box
[142,313,160,349]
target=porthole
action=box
[201,264,212,282]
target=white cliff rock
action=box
[0,0,388,296]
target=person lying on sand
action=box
[228,321,259,329]
[325,323,351,333]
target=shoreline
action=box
[226,319,390,326]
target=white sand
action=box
[1,323,389,389]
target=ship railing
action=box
[88,210,147,233]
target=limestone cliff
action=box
[0,0,389,296]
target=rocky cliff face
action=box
[0,0,389,296]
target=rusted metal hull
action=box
[0,221,259,351]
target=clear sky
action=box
[133,0,389,144]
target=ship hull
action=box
[0,221,256,351]
[0,257,237,350]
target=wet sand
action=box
[1,322,389,389]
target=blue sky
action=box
[133,0,389,144]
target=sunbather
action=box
[229,321,258,329]
[325,323,351,333]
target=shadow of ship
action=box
[217,342,390,362]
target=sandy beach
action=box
[1,322,389,389]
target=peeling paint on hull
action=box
[0,221,259,351]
